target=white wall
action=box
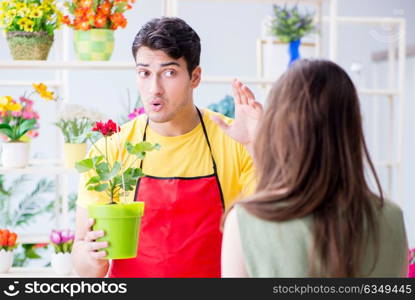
[0,0,413,246]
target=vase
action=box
[63,143,87,168]
[73,29,115,61]
[288,39,301,67]
[1,142,30,168]
[51,252,73,276]
[6,31,54,60]
[88,202,145,259]
[0,250,14,273]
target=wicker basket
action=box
[6,31,54,60]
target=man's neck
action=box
[149,105,201,137]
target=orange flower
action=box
[75,21,91,31]
[98,1,112,16]
[110,12,127,29]
[94,14,107,28]
[62,15,72,25]
[79,0,93,9]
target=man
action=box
[72,17,263,278]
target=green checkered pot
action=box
[73,29,115,61]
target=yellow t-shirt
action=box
[77,108,255,209]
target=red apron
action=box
[109,108,225,277]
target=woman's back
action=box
[236,200,408,277]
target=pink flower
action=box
[19,96,34,106]
[27,130,39,138]
[128,107,145,120]
[11,111,22,117]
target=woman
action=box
[221,59,408,277]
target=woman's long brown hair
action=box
[239,59,384,277]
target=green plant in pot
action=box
[75,119,160,259]
[0,0,63,60]
[54,104,106,168]
[269,5,315,66]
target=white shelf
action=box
[0,267,78,278]
[18,234,50,244]
[0,165,77,175]
[0,60,135,70]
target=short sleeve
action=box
[238,145,256,197]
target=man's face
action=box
[135,46,200,123]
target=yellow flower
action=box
[15,2,26,10]
[24,22,34,32]
[17,17,29,29]
[6,101,22,112]
[33,83,56,101]
[32,83,48,93]
[29,8,43,19]
[40,91,55,101]
[0,96,13,111]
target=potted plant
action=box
[50,229,74,275]
[0,229,18,273]
[62,0,135,61]
[0,0,63,60]
[54,104,106,168]
[0,83,56,168]
[75,119,159,259]
[270,5,315,66]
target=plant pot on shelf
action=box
[6,31,54,61]
[63,143,87,168]
[1,142,30,168]
[51,252,73,276]
[0,249,14,273]
[88,202,145,259]
[73,29,115,61]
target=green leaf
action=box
[75,158,93,173]
[17,119,37,138]
[106,161,121,181]
[86,176,101,186]
[92,155,104,167]
[126,141,161,156]
[93,183,108,192]
[96,162,110,180]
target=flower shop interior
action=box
[0,0,414,277]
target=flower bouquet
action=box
[54,104,106,168]
[62,0,136,61]
[0,83,57,168]
[75,119,159,259]
[0,0,63,60]
[0,229,18,273]
[50,229,75,275]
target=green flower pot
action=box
[88,202,145,259]
[6,31,54,60]
[74,29,115,61]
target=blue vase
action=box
[288,39,301,67]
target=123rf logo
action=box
[3,281,127,297]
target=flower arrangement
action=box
[0,0,63,35]
[0,83,57,142]
[270,5,315,43]
[62,0,135,30]
[75,119,160,204]
[49,229,75,253]
[0,229,18,252]
[54,104,106,144]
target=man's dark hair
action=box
[132,17,201,76]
